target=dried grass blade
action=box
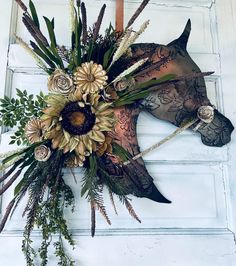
[124,198,141,223]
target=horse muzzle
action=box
[195,109,234,147]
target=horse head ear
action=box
[167,19,191,49]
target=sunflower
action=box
[41,90,116,166]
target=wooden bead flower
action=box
[48,69,74,96]
[74,61,108,94]
[25,118,44,144]
[197,106,214,123]
[34,145,51,162]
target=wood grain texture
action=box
[115,0,124,32]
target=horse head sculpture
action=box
[100,20,234,203]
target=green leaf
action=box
[14,161,37,196]
[43,16,64,68]
[29,0,40,28]
[103,47,114,69]
[112,143,131,162]
[30,41,56,69]
[51,18,55,29]
[14,177,26,196]
[43,16,57,49]
[135,74,176,90]
[81,155,98,198]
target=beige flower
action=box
[197,106,214,123]
[25,119,44,144]
[41,90,116,167]
[48,69,74,96]
[74,61,108,94]
[34,145,51,162]
[114,77,135,91]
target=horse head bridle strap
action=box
[123,105,215,166]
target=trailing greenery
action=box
[16,151,75,266]
[0,89,46,145]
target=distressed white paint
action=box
[0,0,13,98]
[0,0,236,265]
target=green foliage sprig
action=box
[0,89,46,145]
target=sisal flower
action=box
[197,106,214,123]
[114,77,136,91]
[74,61,108,94]
[34,145,51,162]
[48,69,74,96]
[41,90,116,166]
[25,119,45,144]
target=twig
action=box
[90,200,96,237]
[69,168,77,184]
[123,117,199,165]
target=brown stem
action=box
[90,200,96,237]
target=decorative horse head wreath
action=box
[0,0,234,264]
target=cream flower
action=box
[48,69,74,96]
[114,77,135,91]
[25,118,45,144]
[197,106,214,123]
[74,61,108,94]
[34,145,51,162]
[41,90,116,166]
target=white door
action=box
[1,0,236,265]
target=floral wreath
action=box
[0,0,216,265]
